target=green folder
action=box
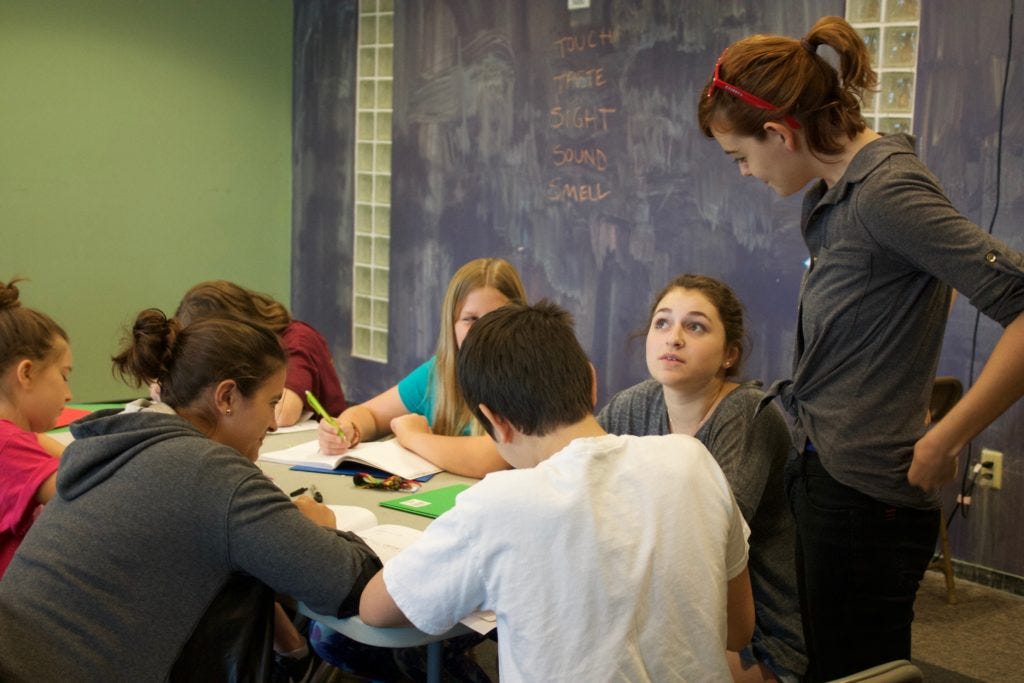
[379,483,471,519]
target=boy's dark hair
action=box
[456,300,592,438]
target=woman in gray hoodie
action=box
[0,310,381,682]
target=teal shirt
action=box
[396,357,472,436]
[397,358,437,424]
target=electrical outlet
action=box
[980,448,1003,490]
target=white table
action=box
[258,430,477,683]
[257,429,476,529]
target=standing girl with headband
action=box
[697,15,1024,681]
[0,279,71,579]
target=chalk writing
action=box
[552,67,607,95]
[553,29,616,58]
[549,106,616,131]
[552,145,608,171]
[547,179,612,202]
[547,26,617,203]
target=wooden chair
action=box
[925,376,963,605]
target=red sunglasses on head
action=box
[706,49,802,130]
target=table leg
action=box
[426,641,442,683]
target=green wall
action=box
[0,1,293,401]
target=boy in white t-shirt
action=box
[359,300,754,682]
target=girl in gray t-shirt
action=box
[598,274,805,682]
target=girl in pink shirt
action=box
[0,278,71,577]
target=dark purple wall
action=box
[917,0,1023,579]
[292,0,1024,578]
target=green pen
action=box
[305,390,348,441]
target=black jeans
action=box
[785,450,939,682]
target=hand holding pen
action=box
[290,483,322,503]
[308,391,361,454]
[290,484,335,527]
[305,391,347,439]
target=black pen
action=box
[308,483,323,503]
[289,485,322,503]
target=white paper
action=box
[258,438,442,481]
[326,506,422,562]
[273,417,319,434]
[460,610,497,635]
[325,506,423,562]
[258,439,344,469]
[356,524,423,562]
[327,504,379,533]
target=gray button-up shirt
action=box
[780,134,1024,508]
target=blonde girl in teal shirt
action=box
[318,257,526,478]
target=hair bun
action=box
[112,308,181,389]
[141,310,181,359]
[0,278,24,311]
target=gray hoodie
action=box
[0,409,380,682]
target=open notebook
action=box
[258,439,441,481]
[329,504,495,634]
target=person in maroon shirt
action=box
[175,280,346,427]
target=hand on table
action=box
[390,414,432,446]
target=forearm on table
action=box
[275,389,305,427]
[238,508,381,617]
[359,570,412,627]
[400,432,508,478]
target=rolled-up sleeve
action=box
[859,160,1024,327]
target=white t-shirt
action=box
[384,433,750,682]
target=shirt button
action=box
[985,251,997,263]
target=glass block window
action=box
[847,0,920,135]
[353,0,394,362]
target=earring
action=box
[225,408,232,416]
[723,361,731,367]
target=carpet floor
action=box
[315,568,1024,682]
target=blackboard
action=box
[385,1,839,401]
[293,0,1024,578]
[291,0,361,382]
